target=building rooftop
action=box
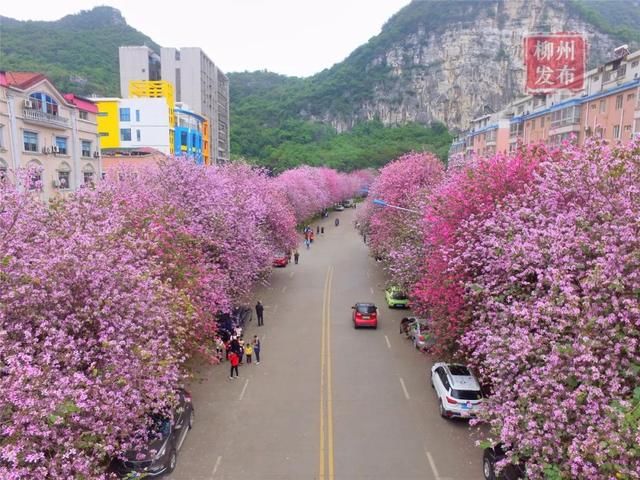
[0,71,47,90]
[63,93,98,113]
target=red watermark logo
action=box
[524,33,586,93]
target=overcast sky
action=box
[2,0,413,77]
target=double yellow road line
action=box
[319,266,335,479]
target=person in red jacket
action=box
[229,351,240,379]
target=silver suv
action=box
[430,363,483,419]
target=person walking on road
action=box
[244,342,254,364]
[256,301,264,326]
[294,251,300,264]
[316,225,320,234]
[253,335,261,364]
[229,351,240,379]
[305,238,310,249]
[321,227,324,234]
[335,218,340,227]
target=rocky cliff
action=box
[305,0,633,132]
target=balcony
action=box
[23,108,69,129]
[550,115,580,131]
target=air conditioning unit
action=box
[52,179,60,188]
[52,145,59,154]
[23,99,33,109]
[93,151,100,158]
[41,146,48,154]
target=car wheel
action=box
[188,409,194,429]
[482,451,496,480]
[167,448,177,473]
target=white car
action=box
[430,363,483,419]
[334,204,345,211]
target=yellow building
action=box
[95,99,120,149]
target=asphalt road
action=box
[168,208,482,480]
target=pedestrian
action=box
[228,350,240,379]
[294,251,300,264]
[335,218,340,227]
[305,238,310,249]
[244,341,254,364]
[238,336,245,363]
[321,227,324,234]
[253,335,261,364]
[310,231,315,243]
[256,300,264,326]
[316,225,320,234]
[363,233,367,243]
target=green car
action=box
[385,286,409,308]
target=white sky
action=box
[2,0,413,77]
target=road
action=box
[168,207,482,480]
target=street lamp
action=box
[372,198,421,214]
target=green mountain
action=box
[2,2,638,171]
[0,7,158,96]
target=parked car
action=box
[430,363,483,419]
[272,251,289,267]
[110,389,194,478]
[342,199,355,208]
[385,286,409,308]
[334,204,345,211]
[482,444,526,480]
[409,318,435,351]
[352,302,378,328]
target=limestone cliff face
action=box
[311,0,621,132]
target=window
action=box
[119,108,131,122]
[181,131,188,146]
[57,164,71,190]
[616,95,623,109]
[592,75,599,82]
[55,136,67,155]
[29,92,58,115]
[617,64,627,78]
[97,112,108,117]
[0,159,7,181]
[120,128,132,141]
[0,125,4,148]
[28,160,42,190]
[540,116,545,127]
[451,389,482,400]
[613,125,621,139]
[79,110,88,120]
[633,61,639,68]
[99,132,109,137]
[590,103,597,109]
[83,165,95,186]
[600,99,606,113]
[604,71,612,82]
[23,131,38,152]
[531,119,536,129]
[136,129,141,142]
[627,93,635,102]
[135,110,140,122]
[81,140,91,157]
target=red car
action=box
[272,252,289,267]
[352,302,378,329]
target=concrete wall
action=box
[119,46,153,97]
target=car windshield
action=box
[357,305,376,314]
[149,414,171,440]
[392,291,408,300]
[448,365,471,376]
[451,389,482,400]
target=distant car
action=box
[334,204,345,211]
[352,302,378,328]
[482,444,526,480]
[110,389,194,478]
[385,286,409,308]
[272,252,289,267]
[430,363,483,419]
[342,199,354,208]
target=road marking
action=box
[384,335,391,349]
[282,285,288,293]
[399,377,410,400]
[239,379,249,401]
[211,455,222,478]
[319,265,335,479]
[289,271,295,278]
[370,287,374,295]
[426,450,441,480]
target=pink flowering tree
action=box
[412,145,553,356]
[357,152,445,288]
[457,139,640,478]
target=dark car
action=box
[352,302,378,328]
[111,390,194,478]
[482,444,526,480]
[216,305,252,339]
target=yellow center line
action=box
[319,266,335,479]
[327,266,335,479]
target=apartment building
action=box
[450,48,640,160]
[94,97,172,155]
[0,71,101,202]
[119,46,229,164]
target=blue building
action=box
[174,107,206,164]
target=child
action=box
[244,342,254,364]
